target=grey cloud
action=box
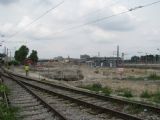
[96,19,135,31]
[0,0,19,5]
[90,13,136,32]
[83,6,136,32]
[0,0,159,59]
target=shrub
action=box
[123,89,133,98]
[88,83,102,92]
[8,60,19,66]
[92,83,102,89]
[81,83,112,96]
[0,84,9,94]
[102,86,112,96]
[0,102,18,120]
[116,88,133,98]
[81,83,102,92]
[152,91,160,103]
[140,90,153,98]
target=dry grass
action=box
[67,66,160,96]
[13,65,160,98]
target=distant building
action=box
[54,56,63,61]
[80,54,90,60]
[84,57,122,68]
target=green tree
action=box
[14,45,29,64]
[29,50,38,64]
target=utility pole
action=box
[116,45,119,67]
[157,48,160,63]
[98,52,100,57]
[145,53,147,65]
[10,50,11,61]
[122,52,124,67]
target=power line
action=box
[61,0,122,28]
[53,0,160,35]
[144,0,160,7]
[5,0,47,36]
[78,0,121,18]
[8,0,64,39]
[5,0,160,40]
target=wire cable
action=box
[54,0,160,35]
[61,0,122,28]
[6,0,160,40]
[8,0,64,38]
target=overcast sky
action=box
[0,0,160,59]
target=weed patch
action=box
[126,76,145,81]
[0,84,10,94]
[82,83,102,92]
[148,73,160,80]
[116,88,133,98]
[152,91,160,103]
[81,83,112,96]
[0,102,18,120]
[126,105,143,114]
[0,83,18,120]
[140,90,160,103]
[102,86,112,96]
[140,90,153,98]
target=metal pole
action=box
[157,49,160,63]
[145,53,147,65]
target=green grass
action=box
[116,88,133,98]
[140,90,160,103]
[126,76,145,81]
[0,83,19,120]
[123,90,133,98]
[124,73,160,81]
[140,90,153,98]
[126,105,143,114]
[0,84,10,94]
[102,86,112,96]
[148,73,160,80]
[0,102,18,120]
[83,83,102,92]
[152,91,160,103]
[81,83,112,96]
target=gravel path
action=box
[29,87,122,120]
[2,76,60,120]
[18,77,160,120]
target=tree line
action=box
[14,45,38,65]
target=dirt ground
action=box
[65,65,160,96]
[14,64,160,97]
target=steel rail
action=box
[2,72,142,120]
[6,69,160,114]
[1,73,67,120]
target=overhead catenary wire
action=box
[61,0,122,28]
[8,0,121,39]
[8,0,64,39]
[5,0,160,40]
[4,0,49,36]
[54,0,160,34]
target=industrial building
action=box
[80,56,122,68]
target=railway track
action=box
[1,72,124,120]
[2,70,160,120]
[1,74,67,120]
